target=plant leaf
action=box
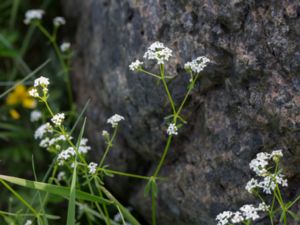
[0,175,112,205]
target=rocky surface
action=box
[64,0,300,224]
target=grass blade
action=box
[0,59,50,99]
[67,162,77,225]
[0,175,112,205]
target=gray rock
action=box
[64,0,300,224]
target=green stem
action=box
[139,69,161,79]
[99,126,118,167]
[153,135,173,177]
[36,23,74,112]
[151,188,156,225]
[160,64,176,115]
[97,185,111,225]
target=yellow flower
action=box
[5,84,37,119]
[9,109,20,120]
[6,84,36,108]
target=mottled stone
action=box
[64,0,300,224]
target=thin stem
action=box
[99,168,160,180]
[116,205,127,225]
[99,126,118,167]
[160,64,176,115]
[36,23,74,112]
[151,188,156,225]
[97,185,111,225]
[139,69,161,79]
[153,135,173,177]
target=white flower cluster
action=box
[34,123,53,139]
[78,138,91,154]
[55,137,91,165]
[88,162,98,174]
[53,17,66,26]
[184,56,210,74]
[129,60,143,71]
[143,41,172,65]
[51,113,65,126]
[216,203,269,225]
[57,147,76,165]
[107,114,125,128]
[167,123,178,136]
[30,110,42,122]
[24,220,33,225]
[29,76,50,98]
[60,42,71,52]
[245,150,287,194]
[24,9,44,24]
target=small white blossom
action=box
[29,88,39,98]
[143,41,172,64]
[245,178,259,193]
[88,162,98,174]
[34,76,50,87]
[249,152,270,176]
[167,123,178,136]
[24,9,44,24]
[57,171,66,181]
[57,147,76,164]
[184,56,210,73]
[34,123,53,139]
[231,212,244,223]
[30,110,42,122]
[107,114,125,128]
[102,130,109,138]
[258,202,270,212]
[39,137,50,148]
[216,211,233,225]
[271,149,283,161]
[239,204,260,221]
[53,17,66,26]
[24,220,33,225]
[60,42,71,52]
[51,113,65,126]
[129,60,143,71]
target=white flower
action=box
[53,17,66,26]
[143,41,172,64]
[239,204,260,221]
[30,110,42,122]
[34,123,53,139]
[57,147,76,164]
[129,60,143,71]
[102,130,109,138]
[231,212,244,223]
[60,42,71,52]
[24,220,33,225]
[245,178,259,193]
[51,113,65,126]
[167,123,178,135]
[184,56,210,73]
[88,162,98,174]
[258,202,269,212]
[39,137,50,148]
[249,152,270,176]
[57,171,66,181]
[271,149,283,161]
[24,9,44,24]
[107,114,125,128]
[34,76,50,87]
[216,211,233,225]
[29,88,39,98]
